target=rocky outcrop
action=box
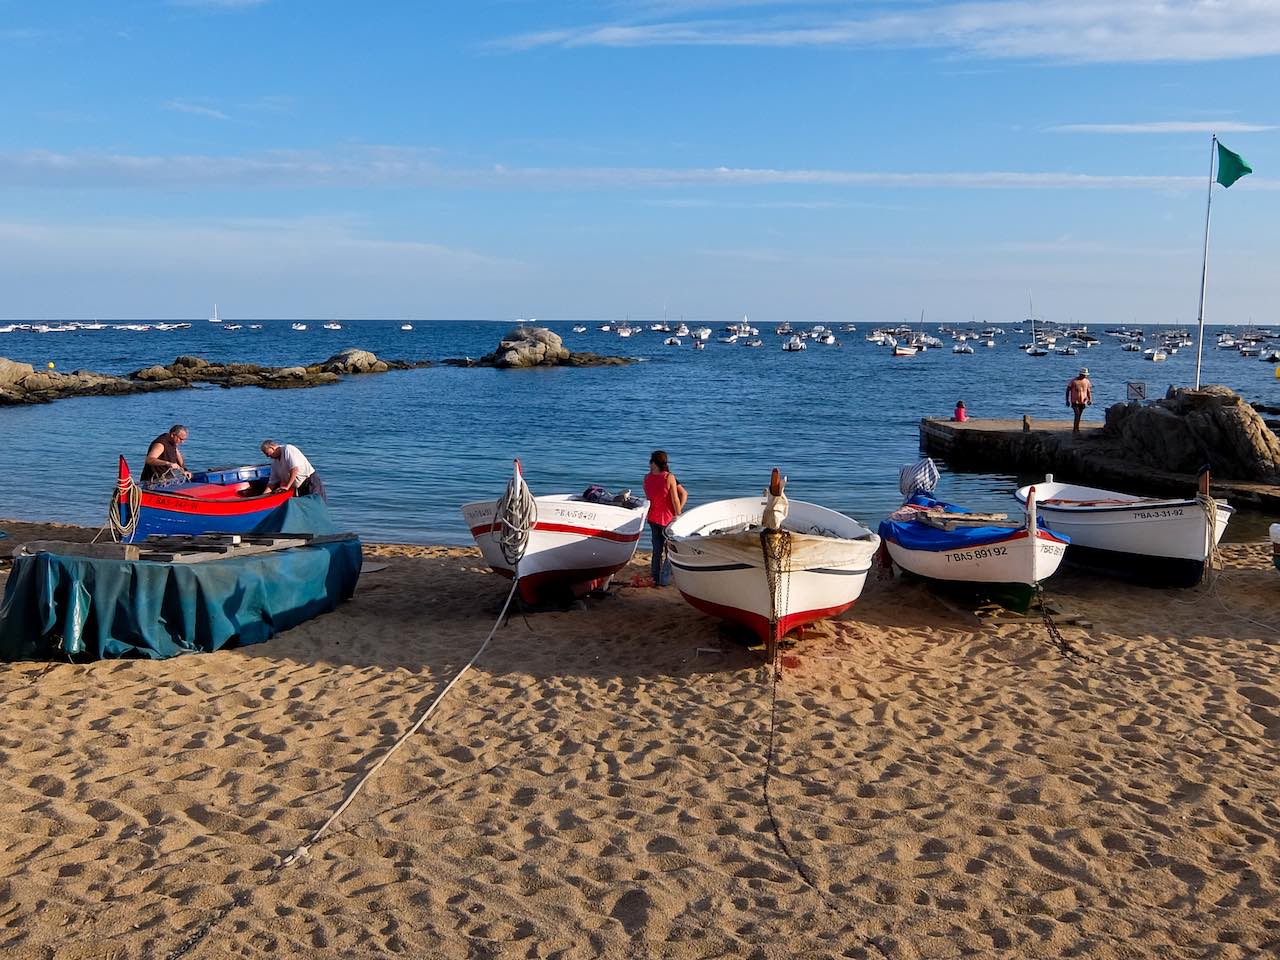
[0,350,430,405]
[442,326,633,369]
[1104,385,1280,481]
[318,348,389,375]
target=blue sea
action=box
[1,320,1276,544]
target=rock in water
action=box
[0,358,35,388]
[1103,384,1280,481]
[320,348,388,374]
[492,326,572,369]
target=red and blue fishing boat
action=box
[112,456,296,541]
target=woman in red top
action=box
[642,450,688,587]
[953,400,968,422]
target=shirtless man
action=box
[142,424,192,482]
[1065,368,1094,436]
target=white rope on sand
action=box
[279,574,521,868]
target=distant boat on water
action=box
[291,322,308,331]
[323,321,342,330]
[208,304,221,323]
[400,323,413,331]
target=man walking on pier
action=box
[1066,368,1093,436]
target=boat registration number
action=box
[944,546,1007,563]
[1133,508,1184,520]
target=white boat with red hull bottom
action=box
[462,465,648,605]
[666,470,879,658]
[1014,472,1232,587]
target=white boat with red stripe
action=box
[666,470,880,658]
[462,462,648,604]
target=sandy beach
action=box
[1,519,1278,958]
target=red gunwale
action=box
[470,521,641,544]
[139,489,294,516]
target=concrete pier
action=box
[919,417,1280,510]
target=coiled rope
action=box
[104,475,142,543]
[496,459,537,568]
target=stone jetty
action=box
[0,349,429,406]
[442,326,632,369]
[920,385,1280,509]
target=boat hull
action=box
[667,497,879,648]
[120,463,294,541]
[462,495,648,604]
[1015,481,1232,587]
[885,528,1067,586]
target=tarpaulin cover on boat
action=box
[249,494,340,536]
[879,494,1064,553]
[0,535,361,662]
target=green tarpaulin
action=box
[0,528,361,662]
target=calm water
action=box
[1,320,1277,544]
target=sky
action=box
[1,0,1277,324]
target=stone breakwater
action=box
[441,326,632,369]
[919,384,1280,509]
[0,349,430,406]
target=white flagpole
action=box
[1193,135,1217,390]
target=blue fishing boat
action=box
[112,456,297,541]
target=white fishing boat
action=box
[984,339,996,348]
[1122,342,1141,352]
[664,336,682,346]
[462,461,648,605]
[666,470,880,657]
[208,304,222,323]
[1144,348,1168,362]
[675,323,690,337]
[782,335,806,352]
[743,338,764,348]
[291,322,308,331]
[892,344,918,357]
[224,323,242,331]
[323,321,342,330]
[400,323,413,331]
[571,325,588,333]
[1014,473,1232,587]
[952,343,974,354]
[718,333,739,344]
[880,474,1067,610]
[691,327,712,342]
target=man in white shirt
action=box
[260,440,328,502]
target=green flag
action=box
[1216,141,1252,188]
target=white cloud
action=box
[1050,121,1276,134]
[3,147,1257,192]
[496,1,1280,64]
[164,99,231,121]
